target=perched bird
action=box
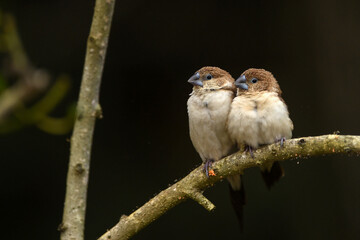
[227,68,293,188]
[187,66,245,230]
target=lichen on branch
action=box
[98,134,360,240]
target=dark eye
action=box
[251,78,258,83]
[206,74,213,80]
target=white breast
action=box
[228,92,293,148]
[187,90,234,162]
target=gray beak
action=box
[235,75,248,90]
[188,72,203,87]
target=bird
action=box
[187,66,245,230]
[227,68,293,189]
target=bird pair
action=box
[187,66,293,230]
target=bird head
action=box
[188,66,235,92]
[235,68,282,95]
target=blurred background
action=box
[1,0,360,239]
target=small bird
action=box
[227,68,293,189]
[187,66,245,230]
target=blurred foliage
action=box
[0,75,76,134]
[0,72,7,92]
[0,10,75,135]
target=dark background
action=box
[1,0,360,239]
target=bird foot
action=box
[277,137,286,148]
[203,159,214,178]
[244,145,255,158]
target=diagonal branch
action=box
[60,1,115,240]
[98,134,360,240]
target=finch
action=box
[187,66,245,230]
[227,68,293,189]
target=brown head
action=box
[235,68,282,95]
[188,66,235,92]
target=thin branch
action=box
[185,190,216,211]
[98,135,360,240]
[60,1,115,240]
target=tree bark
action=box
[98,135,360,240]
[60,1,115,240]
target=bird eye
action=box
[206,74,213,80]
[251,78,258,83]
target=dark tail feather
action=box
[261,161,284,189]
[228,176,246,232]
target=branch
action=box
[98,135,360,240]
[60,1,115,240]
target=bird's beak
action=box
[235,75,248,90]
[188,72,203,87]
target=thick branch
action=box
[60,1,115,240]
[98,135,360,240]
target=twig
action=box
[98,135,360,240]
[185,190,216,211]
[60,1,115,240]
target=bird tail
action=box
[227,175,246,232]
[261,161,284,189]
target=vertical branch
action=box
[60,1,116,240]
